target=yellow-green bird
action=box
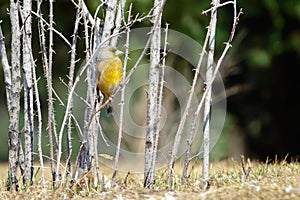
[96,46,123,115]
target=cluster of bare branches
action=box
[0,0,242,192]
[168,0,242,188]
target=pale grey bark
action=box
[152,22,168,185]
[144,0,163,189]
[110,0,126,47]
[0,22,19,190]
[6,0,21,191]
[85,13,100,185]
[102,0,118,46]
[22,0,34,186]
[0,25,12,112]
[202,0,219,180]
[200,0,242,180]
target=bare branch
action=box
[187,0,242,182]
[31,11,72,48]
[111,1,130,188]
[63,6,82,185]
[48,0,60,186]
[172,17,211,186]
[202,1,234,15]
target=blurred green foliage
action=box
[0,0,300,162]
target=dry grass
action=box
[1,158,300,199]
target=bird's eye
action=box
[110,47,117,53]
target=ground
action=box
[1,158,300,199]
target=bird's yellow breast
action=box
[96,57,123,100]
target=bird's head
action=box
[98,46,123,60]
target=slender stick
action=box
[81,0,93,142]
[82,2,94,174]
[111,1,130,188]
[48,0,60,186]
[64,6,81,185]
[32,60,45,188]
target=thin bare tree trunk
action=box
[22,0,34,186]
[152,22,168,185]
[144,0,163,189]
[6,0,21,191]
[202,0,218,180]
[0,22,21,191]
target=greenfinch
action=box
[96,46,123,115]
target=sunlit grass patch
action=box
[1,158,300,199]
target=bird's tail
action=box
[107,104,114,116]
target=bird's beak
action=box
[115,49,123,56]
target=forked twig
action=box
[240,155,252,182]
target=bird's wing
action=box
[96,59,109,82]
